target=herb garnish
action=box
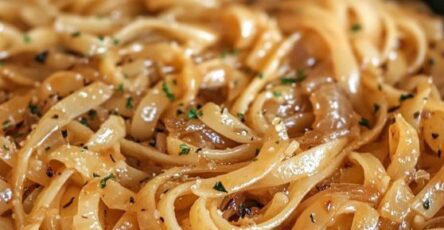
[99,173,115,189]
[179,144,190,155]
[213,181,228,193]
[162,82,175,101]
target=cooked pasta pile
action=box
[1,0,444,229]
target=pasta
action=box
[1,0,444,229]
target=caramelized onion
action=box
[164,117,237,149]
[300,84,358,146]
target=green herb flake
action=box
[162,82,175,101]
[351,23,362,33]
[2,145,9,152]
[92,173,100,178]
[99,173,115,189]
[23,34,32,44]
[80,118,88,127]
[0,61,4,67]
[116,83,124,93]
[97,35,105,41]
[179,144,191,155]
[257,72,264,79]
[272,91,282,98]
[296,69,307,82]
[187,108,202,119]
[237,113,245,122]
[28,103,41,116]
[280,77,297,85]
[373,104,380,113]
[126,97,134,109]
[2,119,11,131]
[429,58,435,66]
[213,181,228,193]
[359,118,370,128]
[400,93,414,102]
[88,109,97,119]
[113,38,120,45]
[71,31,81,38]
[220,49,239,59]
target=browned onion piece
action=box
[300,84,358,146]
[197,87,228,105]
[163,117,237,149]
[300,60,335,94]
[283,113,314,137]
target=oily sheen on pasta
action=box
[1,0,444,229]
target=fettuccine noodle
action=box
[0,0,444,229]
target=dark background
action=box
[426,0,444,15]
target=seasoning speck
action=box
[179,144,190,155]
[99,173,115,189]
[213,181,228,193]
[359,118,371,128]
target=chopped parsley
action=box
[237,113,245,122]
[373,104,380,113]
[88,109,97,119]
[80,118,88,127]
[351,23,362,32]
[257,72,264,79]
[273,91,281,98]
[99,173,115,189]
[162,82,175,101]
[432,133,439,139]
[187,107,202,119]
[296,69,307,81]
[126,97,134,109]
[113,38,120,45]
[179,144,191,155]
[116,83,124,92]
[71,31,81,38]
[280,77,297,85]
[220,49,239,58]
[281,69,307,84]
[28,103,41,116]
[2,119,11,131]
[423,198,430,210]
[23,34,32,44]
[92,173,100,178]
[2,145,9,152]
[400,93,414,102]
[97,35,105,41]
[35,50,49,63]
[429,58,435,66]
[359,118,370,128]
[213,181,228,193]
